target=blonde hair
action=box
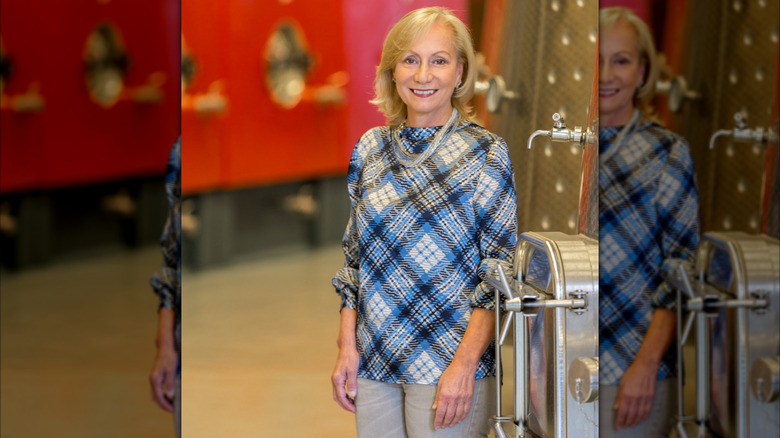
[600,7,660,119]
[371,7,476,128]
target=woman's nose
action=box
[415,63,432,83]
[599,63,610,83]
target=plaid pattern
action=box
[599,118,699,385]
[150,138,181,353]
[333,119,517,384]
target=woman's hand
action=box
[332,345,360,412]
[433,359,476,429]
[150,344,178,412]
[332,308,359,413]
[431,307,494,429]
[613,308,676,429]
[614,356,659,428]
[149,307,178,412]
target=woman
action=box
[598,7,699,437]
[331,7,517,438]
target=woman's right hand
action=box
[332,345,360,412]
[332,307,359,412]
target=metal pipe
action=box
[521,298,586,309]
[527,130,550,149]
[706,298,768,309]
[709,129,732,149]
[681,312,696,347]
[495,286,503,419]
[676,286,687,435]
[515,310,528,431]
[491,421,508,438]
[497,266,515,301]
[499,313,513,346]
[695,311,710,429]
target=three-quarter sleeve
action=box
[470,136,518,310]
[150,138,181,313]
[332,138,365,310]
[652,136,699,309]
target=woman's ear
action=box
[637,58,647,88]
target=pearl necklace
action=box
[392,109,460,167]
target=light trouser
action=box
[599,378,677,438]
[174,373,181,438]
[355,376,496,438]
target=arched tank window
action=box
[264,20,313,109]
[84,23,129,107]
[0,38,12,93]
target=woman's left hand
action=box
[614,356,658,428]
[432,359,476,429]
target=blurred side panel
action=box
[1,0,179,190]
[0,0,179,267]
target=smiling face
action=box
[599,18,646,128]
[393,20,463,128]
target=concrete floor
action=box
[1,246,175,438]
[1,244,355,437]
[181,245,355,437]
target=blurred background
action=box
[604,1,779,437]
[1,0,179,437]
[2,0,776,437]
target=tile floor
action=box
[181,245,355,437]
[1,247,176,438]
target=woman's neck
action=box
[600,107,637,128]
[405,107,454,128]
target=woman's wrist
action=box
[337,307,358,350]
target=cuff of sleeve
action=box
[339,292,358,311]
[157,300,176,312]
[652,282,677,310]
[471,259,513,311]
[333,267,359,311]
[654,259,695,310]
[470,281,498,310]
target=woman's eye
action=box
[403,57,418,64]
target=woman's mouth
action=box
[412,89,437,97]
[599,88,618,97]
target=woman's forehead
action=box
[406,21,456,53]
[600,20,640,54]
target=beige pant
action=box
[174,373,181,438]
[355,377,496,438]
[599,379,677,438]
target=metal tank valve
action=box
[656,75,701,113]
[709,112,780,150]
[474,74,518,114]
[528,113,594,149]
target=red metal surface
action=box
[0,0,180,194]
[474,0,505,128]
[656,0,689,128]
[760,46,779,234]
[181,0,230,195]
[579,43,600,236]
[181,0,466,195]
[219,0,347,189]
[182,0,348,193]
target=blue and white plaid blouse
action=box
[150,138,181,354]
[599,113,699,385]
[333,117,517,385]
